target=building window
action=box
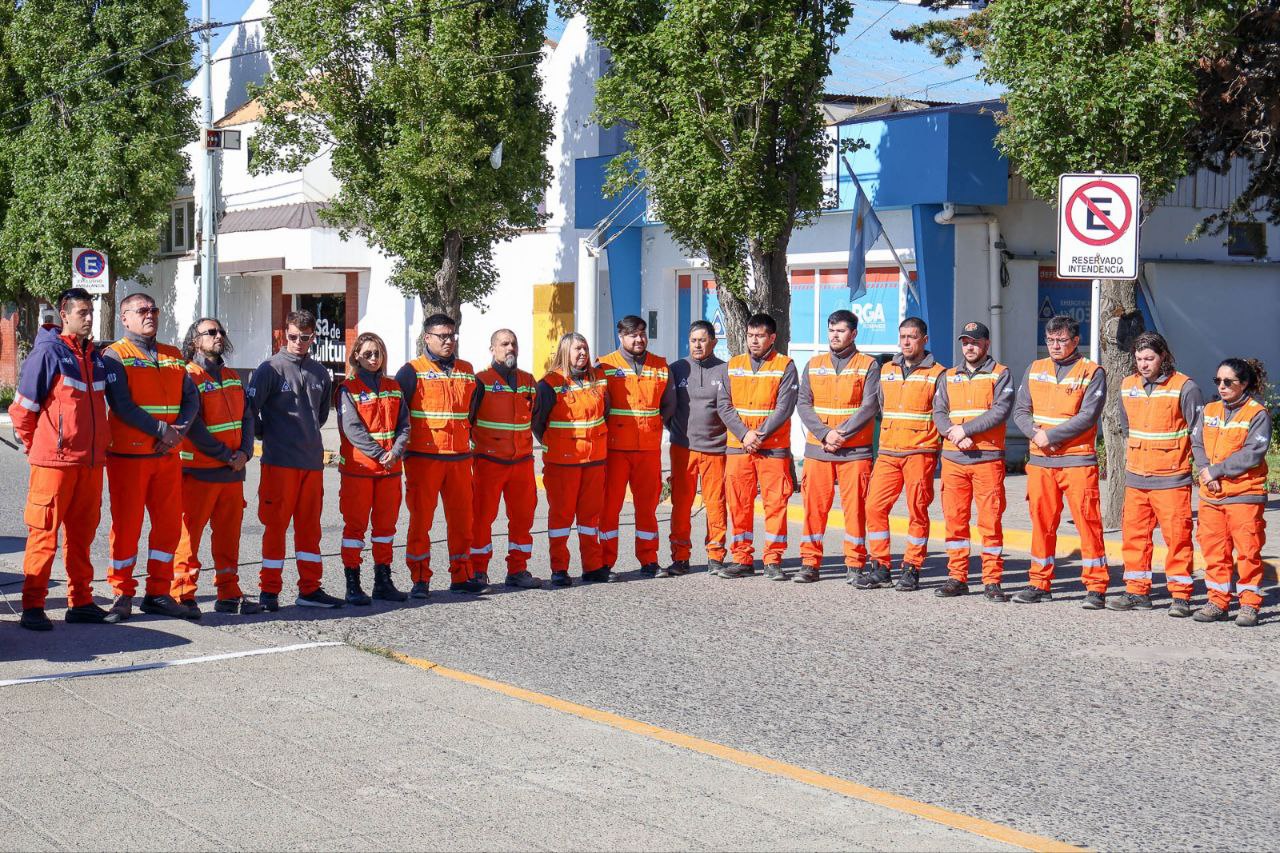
[160,198,196,255]
[1227,221,1267,258]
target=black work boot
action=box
[259,592,280,612]
[410,581,431,599]
[141,594,198,619]
[449,577,488,595]
[371,564,408,602]
[1167,597,1192,618]
[1106,592,1152,612]
[934,578,968,598]
[1081,591,1106,610]
[706,559,728,576]
[65,602,110,623]
[982,583,1009,603]
[1012,585,1052,604]
[854,561,890,590]
[793,565,820,584]
[894,564,921,592]
[345,568,372,606]
[763,563,787,581]
[718,562,756,579]
[638,563,660,578]
[19,608,53,631]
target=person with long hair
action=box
[1192,357,1271,627]
[532,332,610,586]
[172,317,259,615]
[1109,332,1204,616]
[337,332,410,605]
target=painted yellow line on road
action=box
[388,650,1082,853]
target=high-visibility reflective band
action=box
[1238,583,1261,593]
[370,535,394,543]
[63,377,89,392]
[353,389,400,399]
[214,567,237,575]
[262,558,285,569]
[481,383,536,394]
[1029,371,1090,389]
[635,530,658,540]
[547,417,606,429]
[553,379,608,394]
[576,526,598,537]
[813,406,860,417]
[981,546,1003,556]
[730,531,753,543]
[410,410,469,420]
[547,527,572,538]
[809,367,868,377]
[120,356,186,369]
[140,405,181,415]
[843,534,865,545]
[111,556,137,569]
[179,451,194,461]
[734,408,774,417]
[604,367,667,379]
[509,543,534,553]
[206,420,240,434]
[1128,428,1190,440]
[944,539,970,550]
[341,538,364,549]
[949,373,998,382]
[1033,415,1070,426]
[1123,387,1180,399]
[763,532,787,543]
[948,409,987,419]
[14,393,39,412]
[368,430,398,441]
[449,553,468,562]
[608,408,661,418]
[1080,557,1108,568]
[470,545,493,555]
[799,533,823,543]
[882,411,932,422]
[1031,556,1055,567]
[597,529,618,541]
[1167,574,1194,585]
[1123,570,1152,580]
[475,420,528,431]
[296,551,323,563]
[1204,417,1251,430]
[866,530,890,541]
[416,371,476,381]
[1204,579,1231,592]
[728,369,785,378]
[406,552,429,561]
[906,535,928,546]
[148,549,174,562]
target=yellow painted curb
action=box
[387,650,1083,853]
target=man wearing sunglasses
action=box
[101,292,202,622]
[394,314,487,597]
[247,309,343,610]
[171,318,259,615]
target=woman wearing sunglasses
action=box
[1192,358,1271,627]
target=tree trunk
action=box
[1098,278,1141,529]
[421,229,464,322]
[747,237,792,355]
[714,279,750,357]
[98,274,117,345]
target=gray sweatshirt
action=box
[797,346,881,462]
[717,351,799,459]
[666,355,728,453]
[184,352,255,484]
[1191,394,1272,505]
[1117,372,1204,490]
[102,330,200,458]
[932,355,1014,465]
[1013,350,1107,468]
[338,368,410,477]
[247,349,332,471]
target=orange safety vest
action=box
[599,350,669,452]
[338,374,404,476]
[1026,356,1101,458]
[179,361,245,468]
[804,351,876,449]
[726,351,793,451]
[1121,372,1191,478]
[541,368,608,464]
[1199,397,1268,500]
[941,362,1007,453]
[106,337,187,455]
[473,366,535,461]
[879,359,944,452]
[405,355,476,454]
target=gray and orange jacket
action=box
[9,325,109,467]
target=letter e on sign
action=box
[1056,173,1141,280]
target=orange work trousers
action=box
[866,453,937,568]
[1198,501,1265,610]
[1121,485,1194,599]
[172,478,246,602]
[800,458,872,569]
[725,453,794,566]
[339,473,402,568]
[107,453,183,598]
[258,465,325,595]
[940,459,1006,585]
[21,465,103,610]
[470,458,537,576]
[1027,464,1108,593]
[599,449,662,568]
[544,462,605,573]
[669,446,727,563]
[404,455,473,584]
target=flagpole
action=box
[840,155,913,287]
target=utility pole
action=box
[199,0,218,319]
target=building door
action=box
[296,294,346,375]
[533,283,574,374]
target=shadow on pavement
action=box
[0,536,26,556]
[0,621,193,665]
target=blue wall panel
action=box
[910,203,955,367]
[604,227,643,329]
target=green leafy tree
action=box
[0,0,196,332]
[563,0,853,354]
[252,0,554,321]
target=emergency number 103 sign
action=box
[1056,173,1141,280]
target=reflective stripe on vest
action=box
[1027,356,1100,457]
[879,360,943,452]
[179,361,245,468]
[107,338,187,455]
[599,350,669,452]
[542,368,608,464]
[726,352,793,450]
[941,363,1007,452]
[804,351,875,448]
[1121,372,1191,478]
[406,355,475,454]
[339,375,403,476]
[1200,397,1267,499]
[472,366,535,460]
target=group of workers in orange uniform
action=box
[10,287,1271,632]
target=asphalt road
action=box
[0,450,1275,851]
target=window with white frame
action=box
[159,198,196,255]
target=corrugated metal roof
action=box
[219,202,332,233]
[827,1,1002,105]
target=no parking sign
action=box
[1056,174,1141,279]
[72,248,110,294]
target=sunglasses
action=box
[427,332,458,342]
[287,333,314,343]
[130,306,160,316]
[197,328,226,338]
[1214,377,1240,386]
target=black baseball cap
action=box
[957,321,990,341]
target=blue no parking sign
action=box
[72,248,109,293]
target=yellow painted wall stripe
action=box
[387,650,1082,853]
